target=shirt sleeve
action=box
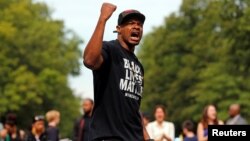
[169,122,175,141]
[101,41,110,64]
[46,127,59,141]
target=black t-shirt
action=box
[25,131,47,141]
[46,126,59,141]
[89,40,144,141]
[83,115,91,141]
[73,115,91,141]
[184,136,198,141]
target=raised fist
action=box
[100,3,117,21]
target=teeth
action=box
[131,37,139,40]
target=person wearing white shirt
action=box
[146,105,175,141]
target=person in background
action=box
[147,105,175,141]
[45,110,60,141]
[141,112,151,127]
[25,115,47,141]
[0,113,25,141]
[73,98,93,141]
[0,115,7,141]
[0,129,7,141]
[0,119,3,133]
[225,103,248,125]
[182,120,197,141]
[197,104,223,141]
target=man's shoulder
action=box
[102,40,121,55]
[25,131,35,141]
[46,126,58,132]
[74,116,84,124]
[103,40,118,47]
[237,115,248,124]
[40,132,48,141]
[238,115,246,120]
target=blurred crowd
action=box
[141,103,248,141]
[0,98,94,141]
[0,110,60,141]
[0,101,248,141]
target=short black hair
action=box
[5,113,17,126]
[83,98,94,105]
[182,120,195,132]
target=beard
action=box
[84,110,91,116]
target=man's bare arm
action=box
[83,3,116,70]
[141,114,151,141]
[143,125,151,140]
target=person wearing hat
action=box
[25,115,47,141]
[0,113,25,141]
[83,2,152,141]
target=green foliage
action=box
[0,0,82,138]
[139,0,250,130]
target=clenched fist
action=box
[100,3,117,21]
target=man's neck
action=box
[186,132,195,138]
[83,112,92,117]
[234,114,240,118]
[48,122,57,127]
[117,38,135,52]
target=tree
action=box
[0,0,82,137]
[138,0,250,133]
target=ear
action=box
[116,25,121,34]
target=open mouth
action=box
[130,32,140,41]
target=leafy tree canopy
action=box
[139,0,250,132]
[0,0,82,137]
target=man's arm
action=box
[141,114,151,141]
[143,124,151,141]
[83,3,116,70]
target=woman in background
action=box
[197,104,223,141]
[147,105,175,141]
